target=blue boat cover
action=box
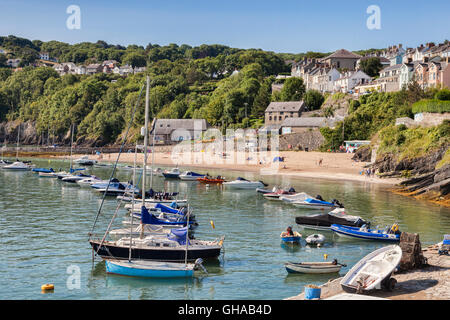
[155,203,182,214]
[167,227,189,245]
[140,206,186,225]
[305,198,332,205]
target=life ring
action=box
[391,224,399,232]
[41,284,54,291]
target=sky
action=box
[1,0,449,53]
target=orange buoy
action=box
[41,284,54,292]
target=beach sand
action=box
[63,150,402,186]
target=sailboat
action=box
[3,125,31,171]
[54,124,86,178]
[0,139,12,167]
[90,76,223,266]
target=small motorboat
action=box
[2,161,31,171]
[330,224,401,242]
[295,208,369,231]
[162,167,181,179]
[264,187,297,201]
[305,234,325,246]
[105,258,206,278]
[280,227,302,244]
[179,171,205,181]
[340,245,402,293]
[32,168,54,173]
[39,171,57,177]
[285,259,346,274]
[92,181,139,195]
[61,173,92,183]
[74,155,97,166]
[197,176,225,184]
[0,159,12,167]
[279,192,312,203]
[222,177,266,190]
[76,176,103,187]
[292,195,344,210]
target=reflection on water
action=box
[1,157,449,300]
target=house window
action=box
[269,116,272,121]
[280,112,284,115]
[279,116,282,121]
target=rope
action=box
[88,82,146,240]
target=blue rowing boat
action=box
[330,224,401,242]
[105,259,196,278]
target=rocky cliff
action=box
[372,144,450,206]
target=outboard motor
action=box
[288,187,296,193]
[315,195,324,201]
[194,258,208,274]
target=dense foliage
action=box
[319,85,449,151]
[0,36,298,144]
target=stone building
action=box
[264,101,305,126]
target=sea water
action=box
[1,158,449,300]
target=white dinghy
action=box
[340,245,402,293]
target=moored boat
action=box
[295,208,368,231]
[162,167,181,179]
[280,230,302,244]
[292,195,344,210]
[2,161,31,171]
[330,224,401,242]
[179,171,205,181]
[222,177,266,190]
[105,259,204,278]
[340,245,402,292]
[285,259,346,274]
[263,187,297,201]
[305,233,325,246]
[197,176,225,184]
[74,155,97,166]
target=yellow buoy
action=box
[210,220,215,229]
[324,254,328,260]
[41,284,54,292]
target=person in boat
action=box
[286,226,294,236]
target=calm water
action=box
[1,157,449,300]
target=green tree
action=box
[359,57,383,77]
[303,89,324,111]
[279,77,305,101]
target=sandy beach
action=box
[63,150,403,186]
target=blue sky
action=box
[1,0,449,53]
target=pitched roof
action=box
[265,101,305,113]
[153,119,209,135]
[280,117,336,128]
[323,49,362,60]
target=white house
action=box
[39,52,50,61]
[334,70,371,93]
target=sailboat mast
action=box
[140,76,150,239]
[184,205,190,266]
[129,143,138,262]
[70,124,74,171]
[16,125,19,159]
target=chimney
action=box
[424,57,429,62]
[399,44,403,48]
